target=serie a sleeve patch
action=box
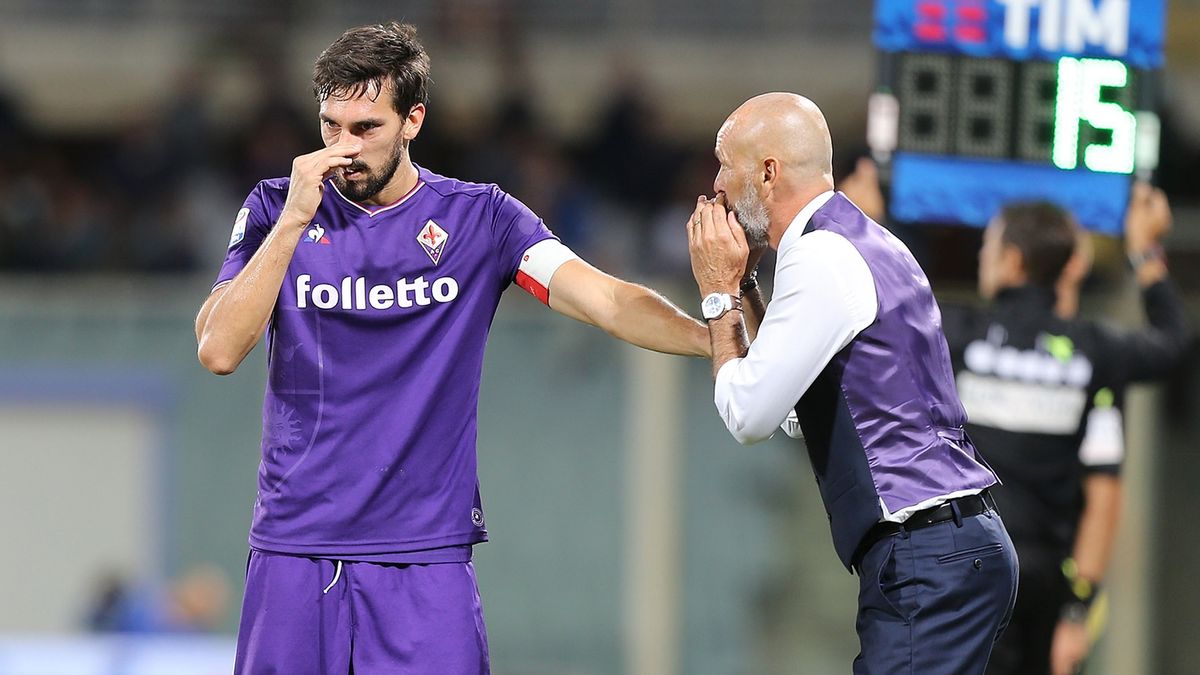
[515,239,578,305]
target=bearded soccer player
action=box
[194,22,708,674]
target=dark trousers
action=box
[986,545,1072,675]
[852,509,1019,675]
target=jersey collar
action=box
[328,175,425,218]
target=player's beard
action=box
[334,135,406,202]
[733,177,771,249]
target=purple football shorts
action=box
[234,550,489,674]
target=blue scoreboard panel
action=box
[870,0,1165,234]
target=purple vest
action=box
[794,194,997,568]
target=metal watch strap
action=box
[1127,245,1165,270]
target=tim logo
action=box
[305,224,331,245]
[418,220,449,264]
[913,0,1130,57]
[998,0,1129,56]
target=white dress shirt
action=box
[714,191,879,445]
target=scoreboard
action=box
[869,0,1165,234]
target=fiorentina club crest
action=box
[418,220,449,264]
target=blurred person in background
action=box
[947,191,1190,675]
[193,21,709,675]
[841,165,1191,675]
[84,564,230,634]
[687,92,1016,674]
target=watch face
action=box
[702,293,726,319]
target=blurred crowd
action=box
[2,46,1197,285]
[0,61,719,283]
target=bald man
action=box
[687,93,1019,674]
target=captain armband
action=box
[514,239,579,305]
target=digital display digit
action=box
[1017,61,1059,162]
[956,58,1011,158]
[897,54,955,154]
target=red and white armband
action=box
[514,239,578,305]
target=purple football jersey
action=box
[214,165,555,557]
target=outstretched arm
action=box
[547,258,710,358]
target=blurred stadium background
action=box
[0,1,1198,673]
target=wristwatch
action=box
[701,292,742,322]
[1060,601,1089,625]
[1127,245,1165,270]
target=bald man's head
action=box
[718,93,833,184]
[712,93,835,248]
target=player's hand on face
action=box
[687,195,749,295]
[716,192,767,279]
[281,142,363,228]
[1124,181,1171,254]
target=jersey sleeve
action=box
[489,186,557,289]
[211,182,278,292]
[1078,387,1125,475]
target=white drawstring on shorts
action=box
[322,560,343,594]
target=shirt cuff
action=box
[714,357,775,445]
[714,357,741,412]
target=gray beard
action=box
[733,187,770,249]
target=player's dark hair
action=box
[313,21,431,116]
[998,201,1078,288]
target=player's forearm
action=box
[602,282,710,358]
[197,219,304,374]
[1072,475,1123,583]
[708,311,749,379]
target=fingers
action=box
[323,141,363,158]
[700,199,739,252]
[687,194,749,292]
[687,197,705,247]
[308,142,362,171]
[1130,180,1150,204]
[1148,185,1170,224]
[688,193,747,249]
[295,144,359,175]
[726,210,748,251]
[699,198,735,245]
[1126,181,1172,245]
[1130,181,1168,218]
[317,144,361,169]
